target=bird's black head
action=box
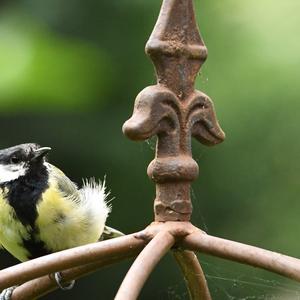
[0,143,51,184]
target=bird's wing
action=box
[46,163,81,201]
[44,164,121,244]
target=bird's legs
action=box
[54,272,75,291]
[0,286,17,300]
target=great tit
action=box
[0,143,122,297]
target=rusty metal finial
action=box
[123,0,225,221]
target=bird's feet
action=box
[54,272,75,291]
[0,286,18,300]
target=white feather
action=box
[0,163,27,184]
[79,178,111,232]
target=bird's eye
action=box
[10,156,21,164]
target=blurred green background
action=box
[0,0,300,299]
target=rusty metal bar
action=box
[0,233,146,291]
[123,0,225,222]
[115,231,175,300]
[173,250,212,300]
[182,231,300,283]
[10,254,138,300]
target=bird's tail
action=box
[101,226,124,240]
[80,178,111,233]
[80,178,124,241]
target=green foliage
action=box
[0,7,111,110]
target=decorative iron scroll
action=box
[123,0,225,221]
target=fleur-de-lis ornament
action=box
[123,0,225,221]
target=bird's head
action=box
[0,143,51,184]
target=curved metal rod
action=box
[182,231,300,283]
[115,231,175,300]
[0,233,146,291]
[173,250,211,300]
[11,251,139,300]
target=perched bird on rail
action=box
[0,143,122,299]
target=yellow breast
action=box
[0,188,31,262]
[35,180,103,252]
[0,178,103,262]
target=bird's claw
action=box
[0,286,18,300]
[54,272,75,291]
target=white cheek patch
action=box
[0,163,27,184]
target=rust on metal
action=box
[173,250,212,300]
[123,0,225,221]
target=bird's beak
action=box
[33,147,52,160]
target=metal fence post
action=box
[123,0,225,222]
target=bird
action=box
[0,143,122,299]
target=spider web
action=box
[189,189,300,299]
[159,258,300,300]
[203,259,300,300]
[143,141,300,299]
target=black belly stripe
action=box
[22,234,51,259]
[1,164,49,228]
[0,163,51,259]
